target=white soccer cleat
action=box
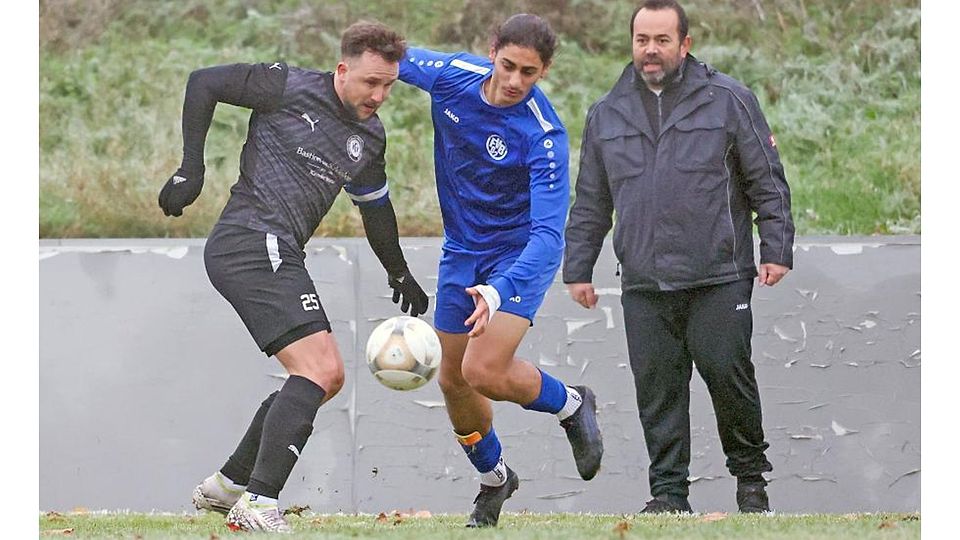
[226,492,292,534]
[191,472,244,515]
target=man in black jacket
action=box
[158,21,428,532]
[563,0,794,514]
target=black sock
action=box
[219,391,279,485]
[247,375,326,499]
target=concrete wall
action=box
[39,237,920,514]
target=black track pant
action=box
[621,278,772,499]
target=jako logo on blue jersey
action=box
[486,134,508,161]
[444,108,460,123]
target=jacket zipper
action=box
[657,94,663,134]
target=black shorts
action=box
[204,223,331,356]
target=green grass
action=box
[39,511,921,539]
[39,0,920,238]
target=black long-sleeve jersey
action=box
[180,62,400,265]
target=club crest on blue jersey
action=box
[347,135,364,162]
[486,134,508,161]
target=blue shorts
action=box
[434,245,557,334]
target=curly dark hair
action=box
[341,20,407,63]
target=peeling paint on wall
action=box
[39,237,920,514]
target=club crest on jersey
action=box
[347,135,364,162]
[486,134,508,161]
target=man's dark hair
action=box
[630,0,689,41]
[491,13,558,66]
[341,21,406,63]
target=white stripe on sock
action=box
[556,386,582,421]
[480,457,508,487]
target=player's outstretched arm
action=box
[359,200,429,317]
[159,62,288,217]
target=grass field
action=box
[38,511,921,539]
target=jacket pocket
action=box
[673,116,727,173]
[597,124,646,187]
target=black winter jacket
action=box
[563,56,794,291]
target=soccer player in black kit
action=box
[157,22,428,533]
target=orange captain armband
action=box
[455,431,483,446]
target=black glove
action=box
[158,167,204,217]
[388,268,429,317]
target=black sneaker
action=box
[559,385,603,480]
[640,495,693,514]
[465,466,519,528]
[737,482,770,513]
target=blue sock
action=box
[522,369,567,414]
[457,428,502,473]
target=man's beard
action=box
[342,101,364,121]
[635,55,682,88]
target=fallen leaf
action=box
[879,521,898,529]
[413,510,432,518]
[40,529,74,536]
[375,512,389,523]
[701,512,728,522]
[613,520,631,539]
[283,504,310,516]
[209,533,220,540]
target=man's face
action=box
[631,8,691,89]
[335,51,399,121]
[485,44,550,107]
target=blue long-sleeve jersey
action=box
[400,47,570,301]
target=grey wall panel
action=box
[39,237,920,514]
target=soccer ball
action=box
[366,316,442,391]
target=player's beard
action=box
[342,100,378,121]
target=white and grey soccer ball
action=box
[365,316,442,391]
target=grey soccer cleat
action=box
[191,472,243,515]
[465,466,520,528]
[226,492,292,534]
[559,385,604,480]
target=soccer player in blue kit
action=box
[399,14,603,527]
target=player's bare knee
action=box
[316,359,345,397]
[288,354,343,398]
[438,369,471,398]
[460,362,501,398]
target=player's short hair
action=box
[341,21,407,63]
[491,13,558,66]
[631,0,689,41]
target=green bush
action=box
[39,0,920,237]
